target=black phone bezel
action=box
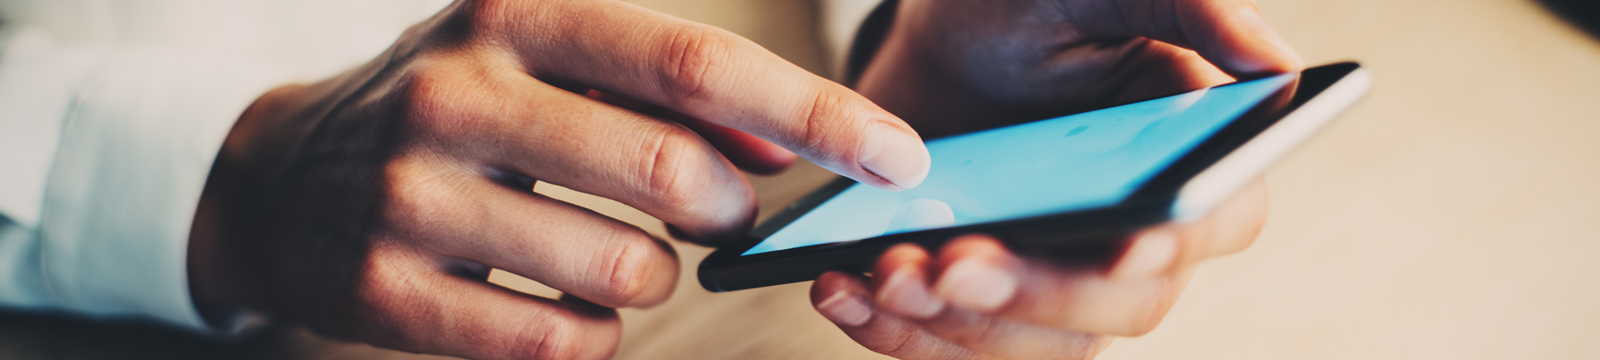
[698,62,1362,292]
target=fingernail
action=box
[876,266,945,318]
[858,121,930,190]
[933,260,1018,312]
[1114,230,1178,278]
[1235,6,1303,69]
[818,290,874,327]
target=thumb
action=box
[1072,0,1303,75]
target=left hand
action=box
[810,0,1300,358]
[812,179,1268,359]
[851,0,1301,138]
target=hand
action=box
[813,180,1268,359]
[811,0,1300,358]
[854,0,1302,138]
[185,0,931,359]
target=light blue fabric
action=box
[0,0,447,333]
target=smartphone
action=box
[699,62,1371,292]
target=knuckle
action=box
[348,247,431,348]
[380,157,465,236]
[639,130,701,212]
[398,65,499,142]
[411,0,542,57]
[864,327,920,358]
[456,0,516,33]
[595,239,659,306]
[514,310,580,360]
[658,25,732,102]
[381,163,427,226]
[636,126,754,233]
[795,89,853,157]
[399,66,458,121]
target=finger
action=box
[930,236,1198,336]
[812,272,983,360]
[382,156,679,308]
[1064,0,1303,75]
[497,0,930,189]
[1162,177,1269,265]
[673,115,797,175]
[586,90,797,175]
[871,243,946,319]
[1115,176,1270,277]
[1117,177,1267,277]
[917,308,1113,360]
[348,244,621,360]
[872,247,1115,359]
[926,236,1026,314]
[407,67,755,242]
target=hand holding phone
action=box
[780,1,1334,359]
[701,63,1370,292]
[698,63,1364,360]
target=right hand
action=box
[185,1,930,359]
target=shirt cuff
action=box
[0,26,97,229]
[36,47,290,334]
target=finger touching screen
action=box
[744,74,1296,255]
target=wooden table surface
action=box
[4,0,1598,359]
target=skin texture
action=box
[185,0,1295,359]
[809,0,1302,359]
[186,1,932,359]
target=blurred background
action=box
[3,0,1598,359]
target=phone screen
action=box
[743,74,1296,256]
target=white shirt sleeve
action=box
[0,25,290,333]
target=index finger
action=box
[485,0,930,189]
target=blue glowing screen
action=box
[744,75,1294,255]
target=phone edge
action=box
[1170,67,1374,222]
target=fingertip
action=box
[874,243,932,276]
[1110,228,1179,279]
[1173,1,1301,76]
[872,244,944,318]
[857,121,931,190]
[812,271,866,302]
[935,234,1009,266]
[931,234,1021,313]
[661,183,759,247]
[812,271,875,327]
[1218,3,1303,75]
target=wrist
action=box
[187,84,308,313]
